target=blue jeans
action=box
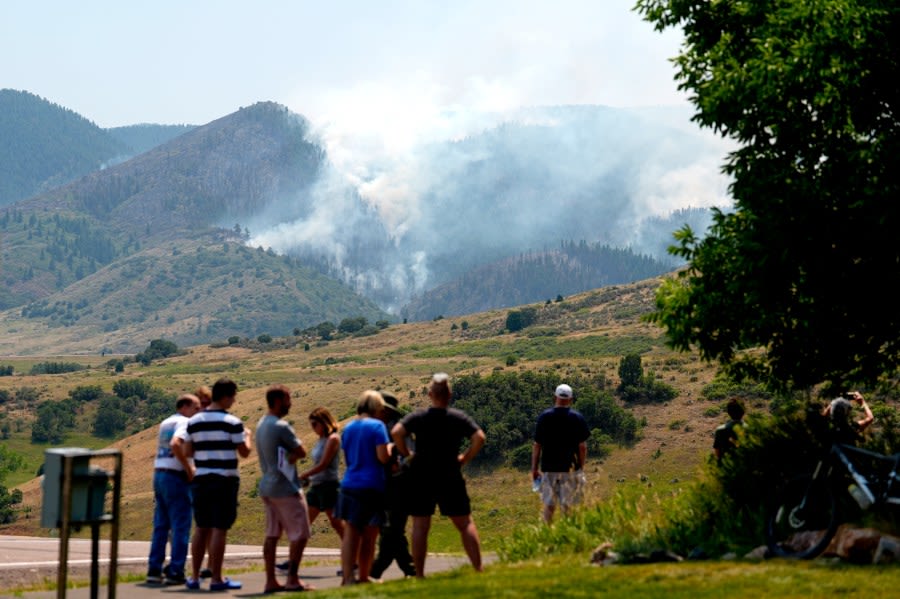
[148,470,192,576]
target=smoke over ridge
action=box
[245,104,732,313]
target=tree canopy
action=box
[637,0,900,391]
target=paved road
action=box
[0,535,483,598]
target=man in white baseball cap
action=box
[530,383,590,522]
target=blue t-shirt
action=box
[341,417,389,491]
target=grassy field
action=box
[279,557,900,598]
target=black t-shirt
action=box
[713,419,741,459]
[399,407,480,475]
[534,406,590,472]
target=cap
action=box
[555,384,573,399]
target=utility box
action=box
[41,448,110,528]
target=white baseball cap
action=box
[555,384,573,399]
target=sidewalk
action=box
[16,551,480,598]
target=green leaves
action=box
[637,0,900,391]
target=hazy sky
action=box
[1,0,686,128]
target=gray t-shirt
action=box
[256,414,303,497]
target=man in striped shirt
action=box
[172,378,252,591]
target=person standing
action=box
[392,373,485,578]
[256,385,313,593]
[531,383,590,523]
[370,391,416,580]
[336,390,391,585]
[298,407,345,541]
[146,393,201,585]
[171,377,252,591]
[823,390,874,445]
[713,398,745,461]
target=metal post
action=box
[57,455,74,599]
[108,451,122,599]
[90,523,99,599]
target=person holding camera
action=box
[823,390,874,444]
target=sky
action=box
[1,0,687,129]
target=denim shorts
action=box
[335,487,384,531]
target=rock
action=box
[833,526,883,563]
[873,534,900,564]
[744,545,769,560]
[687,546,709,560]
[649,549,683,562]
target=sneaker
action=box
[275,560,290,571]
[210,578,242,591]
[185,578,201,590]
[146,572,163,585]
[200,568,213,579]
[164,573,186,586]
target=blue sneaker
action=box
[210,578,242,591]
[185,578,200,590]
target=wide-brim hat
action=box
[381,390,402,416]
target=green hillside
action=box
[0,89,128,206]
[106,123,196,155]
[3,236,390,355]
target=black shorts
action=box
[191,475,239,530]
[407,473,471,517]
[306,480,340,511]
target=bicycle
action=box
[765,439,900,558]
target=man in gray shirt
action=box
[256,384,313,592]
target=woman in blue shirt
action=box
[336,390,390,585]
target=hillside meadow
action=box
[0,279,732,552]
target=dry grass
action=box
[0,278,724,550]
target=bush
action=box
[451,370,638,466]
[505,307,538,332]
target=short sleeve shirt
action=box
[256,414,303,497]
[400,407,480,475]
[175,409,245,478]
[341,417,390,491]
[154,413,190,471]
[534,406,590,472]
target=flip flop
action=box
[263,586,287,594]
[284,582,314,592]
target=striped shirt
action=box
[176,409,246,477]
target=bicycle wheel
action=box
[766,475,839,559]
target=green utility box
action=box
[41,448,110,528]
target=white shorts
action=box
[540,471,586,509]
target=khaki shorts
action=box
[262,494,311,542]
[540,471,586,509]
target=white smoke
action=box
[247,98,733,312]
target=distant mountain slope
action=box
[23,101,325,244]
[106,123,196,155]
[3,235,389,354]
[402,241,673,321]
[0,89,129,206]
[0,102,328,310]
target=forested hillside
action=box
[21,102,324,243]
[0,89,128,206]
[402,241,673,320]
[106,123,196,155]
